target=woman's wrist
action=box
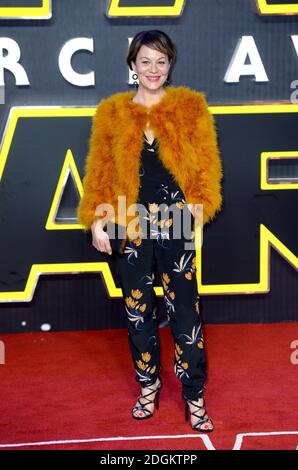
[91,218,104,231]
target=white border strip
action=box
[0,433,216,450]
[1,431,298,450]
[233,431,298,450]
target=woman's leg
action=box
[114,237,161,388]
[153,207,207,402]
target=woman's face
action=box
[132,44,171,91]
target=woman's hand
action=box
[91,219,112,255]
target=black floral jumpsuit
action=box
[114,133,207,401]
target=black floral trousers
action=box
[114,192,207,402]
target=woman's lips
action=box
[146,76,160,82]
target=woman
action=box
[77,30,223,433]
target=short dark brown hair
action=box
[126,30,177,85]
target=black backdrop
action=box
[0,0,297,333]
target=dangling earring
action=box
[132,72,139,88]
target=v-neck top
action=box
[139,133,177,186]
[136,132,193,236]
[137,132,184,206]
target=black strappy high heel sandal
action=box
[132,377,162,420]
[183,394,214,433]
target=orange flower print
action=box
[134,351,157,383]
[149,202,159,213]
[131,289,143,299]
[178,325,203,348]
[173,254,196,280]
[139,303,147,313]
[161,272,169,291]
[136,360,147,371]
[142,352,151,363]
[175,342,183,356]
[184,256,197,279]
[174,342,190,381]
[133,237,142,246]
[162,272,175,315]
[125,296,137,308]
[163,283,168,292]
[149,213,157,224]
[125,288,147,330]
[173,252,194,278]
[197,340,204,349]
[164,218,173,228]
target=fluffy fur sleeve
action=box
[76,98,114,232]
[187,92,223,226]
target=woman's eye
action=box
[142,61,166,65]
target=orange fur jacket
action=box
[77,85,223,239]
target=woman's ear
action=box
[131,60,136,73]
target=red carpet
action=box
[0,323,297,450]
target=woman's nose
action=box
[149,64,158,73]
